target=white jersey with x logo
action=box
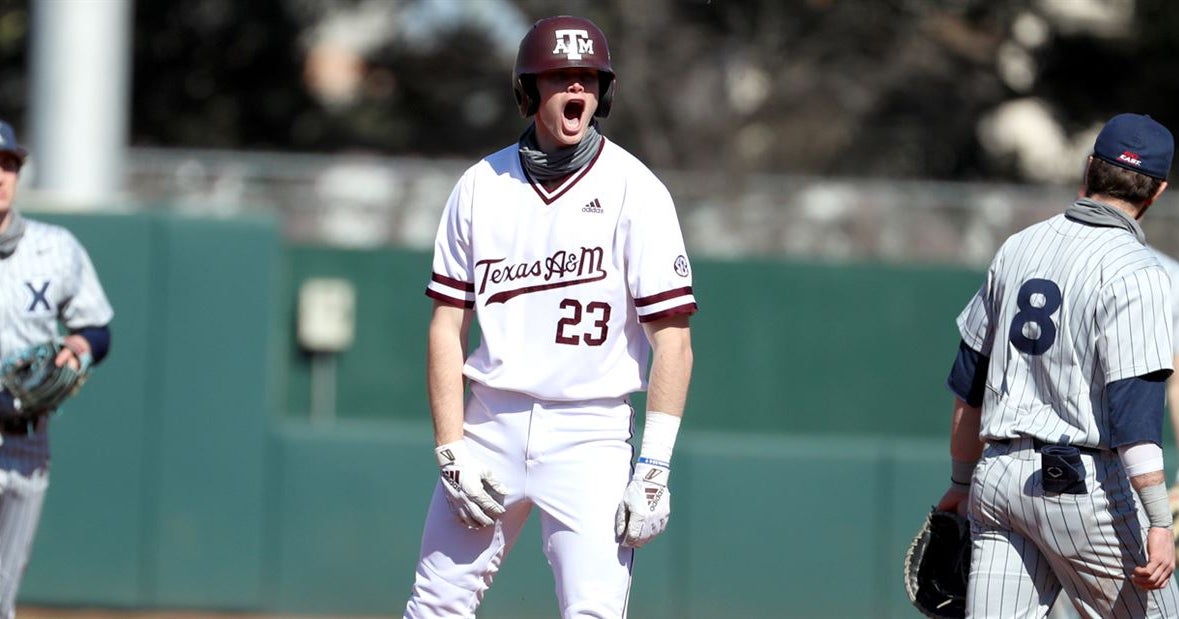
[0,218,114,359]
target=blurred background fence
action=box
[117,147,1179,264]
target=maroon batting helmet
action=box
[513,15,616,118]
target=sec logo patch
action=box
[673,255,690,277]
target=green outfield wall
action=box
[13,211,1138,618]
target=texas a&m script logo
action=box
[553,29,594,60]
[476,246,607,304]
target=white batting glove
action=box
[435,441,507,529]
[615,457,671,548]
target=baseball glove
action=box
[903,508,971,619]
[0,339,92,415]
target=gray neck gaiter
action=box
[518,121,603,181]
[0,209,26,258]
[1064,197,1145,244]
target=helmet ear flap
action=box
[596,74,615,118]
[514,75,539,117]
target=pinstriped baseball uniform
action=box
[0,215,113,617]
[407,137,696,618]
[957,212,1179,617]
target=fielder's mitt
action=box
[903,508,971,619]
[0,340,91,415]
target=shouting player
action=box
[403,15,696,619]
[936,113,1179,618]
[0,120,113,617]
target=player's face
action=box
[0,153,20,222]
[533,68,600,152]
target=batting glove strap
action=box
[434,441,507,529]
[633,459,671,486]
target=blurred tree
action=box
[527,0,1024,179]
[131,0,323,150]
[0,2,29,129]
[1,0,1176,182]
[364,21,522,156]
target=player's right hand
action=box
[935,485,970,518]
[435,441,507,529]
[1133,527,1176,590]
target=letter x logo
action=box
[25,281,50,312]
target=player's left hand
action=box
[615,458,671,548]
[1132,527,1176,590]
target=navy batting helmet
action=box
[513,15,616,118]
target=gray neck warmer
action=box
[0,209,25,258]
[1064,197,1145,244]
[518,121,602,181]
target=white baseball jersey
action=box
[957,214,1173,448]
[0,219,114,358]
[425,137,697,401]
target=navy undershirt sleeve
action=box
[0,391,18,419]
[947,340,988,407]
[1107,373,1167,448]
[74,325,111,365]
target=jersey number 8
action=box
[1008,278,1062,356]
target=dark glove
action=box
[1,340,92,416]
[903,508,971,618]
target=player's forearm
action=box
[426,305,470,446]
[949,398,984,461]
[1131,469,1167,490]
[1121,444,1172,529]
[643,316,693,417]
[1131,471,1172,530]
[949,397,984,484]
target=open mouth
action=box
[564,100,585,122]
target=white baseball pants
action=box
[0,468,47,619]
[404,383,636,619]
[968,438,1179,618]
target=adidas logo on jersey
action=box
[581,198,603,214]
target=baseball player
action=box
[403,15,696,619]
[935,113,1179,618]
[0,120,113,617]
